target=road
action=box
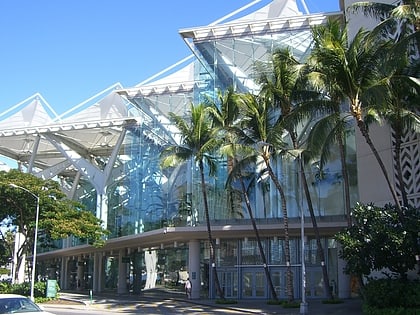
[43,299,250,315]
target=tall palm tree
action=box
[350,1,420,207]
[309,18,403,211]
[235,92,294,301]
[160,103,225,299]
[254,48,333,299]
[208,87,279,300]
[374,58,420,206]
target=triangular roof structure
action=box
[0,93,58,130]
[0,0,341,182]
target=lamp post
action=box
[9,184,39,301]
[298,154,308,315]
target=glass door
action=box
[242,269,266,298]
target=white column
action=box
[97,253,104,292]
[97,193,108,229]
[118,249,128,294]
[60,257,68,290]
[188,240,201,299]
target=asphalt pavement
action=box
[52,288,364,315]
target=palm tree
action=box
[350,1,420,207]
[208,87,279,300]
[350,0,420,33]
[254,47,334,299]
[160,103,225,299]
[309,18,404,211]
[375,60,420,206]
[235,92,294,301]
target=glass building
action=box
[0,0,417,300]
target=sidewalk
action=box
[53,289,364,315]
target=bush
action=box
[0,281,59,300]
[363,305,420,315]
[363,278,420,310]
[322,298,344,304]
[215,299,237,304]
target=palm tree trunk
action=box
[239,175,278,300]
[356,119,402,212]
[299,159,333,299]
[198,160,224,300]
[263,157,294,302]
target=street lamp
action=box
[9,184,39,301]
[297,154,308,315]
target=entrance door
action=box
[242,269,266,298]
[219,270,238,298]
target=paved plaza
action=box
[50,289,363,315]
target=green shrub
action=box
[363,278,420,309]
[282,301,300,308]
[363,304,420,315]
[0,281,59,300]
[215,299,237,304]
[0,281,12,293]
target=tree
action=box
[309,19,404,211]
[350,1,420,207]
[350,0,420,33]
[0,169,108,282]
[336,203,420,281]
[254,48,333,299]
[208,87,279,301]
[160,103,225,300]
[235,92,295,301]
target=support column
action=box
[98,253,105,293]
[188,240,201,299]
[93,252,103,293]
[118,249,128,294]
[77,256,84,290]
[60,257,68,290]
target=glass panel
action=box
[242,272,253,297]
[218,240,238,267]
[272,271,282,298]
[241,239,264,265]
[220,271,238,298]
[255,272,265,297]
[306,269,324,297]
[104,256,118,290]
[270,239,298,264]
[305,238,321,265]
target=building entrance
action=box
[241,268,266,298]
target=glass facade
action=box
[70,23,358,236]
[34,6,352,300]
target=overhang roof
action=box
[0,85,142,178]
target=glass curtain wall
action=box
[191,26,358,221]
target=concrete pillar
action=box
[93,252,103,293]
[188,240,201,299]
[118,249,128,294]
[98,253,104,292]
[77,256,84,290]
[60,257,68,290]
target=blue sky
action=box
[0,0,340,114]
